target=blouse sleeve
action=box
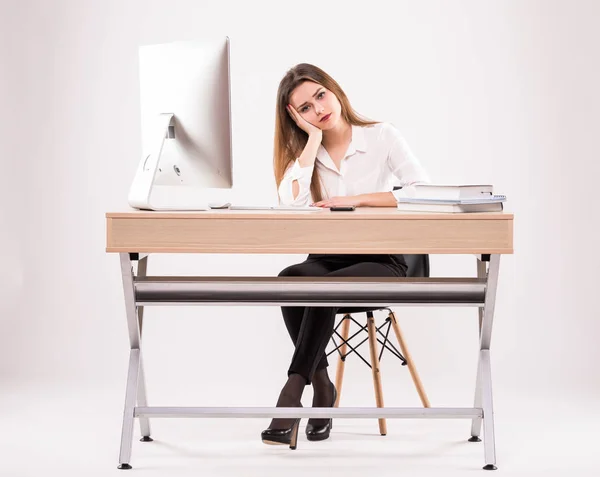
[383,123,431,200]
[277,159,314,206]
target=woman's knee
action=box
[278,264,312,277]
[278,261,326,277]
[278,264,301,277]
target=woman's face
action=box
[289,81,343,130]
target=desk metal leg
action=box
[470,257,487,442]
[117,253,143,470]
[469,254,500,470]
[480,350,496,470]
[118,349,140,470]
[476,258,487,334]
[136,256,152,442]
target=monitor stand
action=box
[127,113,210,211]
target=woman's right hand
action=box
[287,104,322,138]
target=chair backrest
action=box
[392,186,430,279]
[404,254,430,278]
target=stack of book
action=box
[395,184,506,213]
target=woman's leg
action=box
[264,258,336,433]
[289,261,406,429]
[266,259,405,434]
[288,261,405,382]
[278,258,335,370]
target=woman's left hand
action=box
[312,196,362,208]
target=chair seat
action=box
[337,306,387,314]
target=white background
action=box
[1,0,598,475]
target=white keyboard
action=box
[229,205,323,211]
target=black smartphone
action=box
[330,206,356,211]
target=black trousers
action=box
[278,254,407,384]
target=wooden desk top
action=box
[105,208,513,254]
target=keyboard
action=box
[229,205,323,211]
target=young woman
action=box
[261,63,430,449]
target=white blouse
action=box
[278,122,431,206]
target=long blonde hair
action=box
[273,63,378,202]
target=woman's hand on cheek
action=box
[312,196,361,208]
[286,105,322,138]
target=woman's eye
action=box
[301,106,309,113]
[318,91,325,99]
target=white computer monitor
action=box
[128,37,233,210]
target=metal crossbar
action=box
[327,310,407,368]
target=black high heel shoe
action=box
[306,382,337,441]
[262,373,306,449]
[261,418,301,449]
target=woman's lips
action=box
[320,113,332,122]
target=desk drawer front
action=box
[106,217,513,254]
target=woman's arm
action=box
[357,192,397,207]
[385,124,430,201]
[290,132,322,199]
[312,192,397,208]
[278,132,322,205]
[278,108,323,205]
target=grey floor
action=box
[1,383,596,477]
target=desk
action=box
[106,208,513,470]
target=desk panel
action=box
[106,209,513,254]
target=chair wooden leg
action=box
[388,311,431,408]
[334,315,351,407]
[367,315,387,436]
